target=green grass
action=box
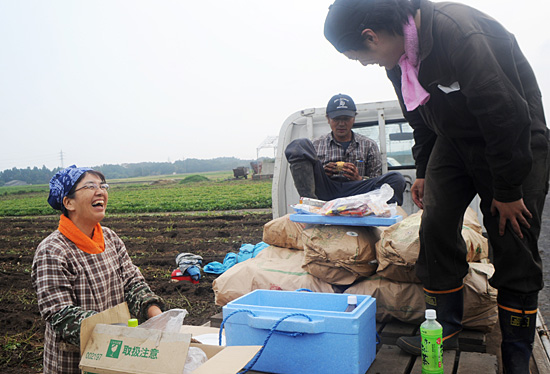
[0,185,49,196]
[180,175,209,184]
[108,170,234,184]
[0,173,272,216]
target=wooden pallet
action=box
[209,313,497,373]
[366,321,497,374]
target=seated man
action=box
[285,93,406,205]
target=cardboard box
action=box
[80,323,192,374]
[223,290,377,374]
[80,303,261,374]
[180,325,262,374]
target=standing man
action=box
[285,93,406,205]
[324,1,549,373]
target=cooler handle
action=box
[246,313,324,334]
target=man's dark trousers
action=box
[417,134,549,294]
[285,138,406,205]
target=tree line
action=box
[0,157,255,186]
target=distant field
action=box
[0,172,272,216]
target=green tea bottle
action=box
[128,318,138,327]
[420,309,443,374]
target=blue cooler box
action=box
[222,290,376,374]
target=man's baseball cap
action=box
[326,94,357,118]
[324,0,374,53]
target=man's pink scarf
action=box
[398,15,430,111]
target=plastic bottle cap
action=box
[425,309,437,319]
[128,318,138,327]
[347,295,357,305]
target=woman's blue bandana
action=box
[47,165,92,210]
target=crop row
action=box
[0,179,272,216]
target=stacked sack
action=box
[375,208,488,283]
[212,208,497,332]
[212,215,334,305]
[348,207,497,331]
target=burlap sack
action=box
[462,226,489,262]
[262,214,306,250]
[462,262,498,332]
[301,225,379,285]
[376,208,488,283]
[463,206,483,234]
[395,205,409,219]
[346,275,425,323]
[345,262,497,331]
[212,245,333,306]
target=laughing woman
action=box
[32,165,164,374]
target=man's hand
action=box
[411,178,425,209]
[490,198,532,238]
[342,162,361,181]
[324,162,361,180]
[324,162,337,177]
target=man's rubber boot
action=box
[289,161,317,199]
[498,290,538,374]
[396,286,464,356]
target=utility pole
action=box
[60,150,64,168]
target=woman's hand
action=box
[146,304,163,319]
[411,178,425,209]
[490,198,532,239]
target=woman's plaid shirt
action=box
[32,226,163,374]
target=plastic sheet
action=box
[137,309,188,333]
[319,183,396,217]
[183,346,208,374]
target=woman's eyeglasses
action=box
[74,183,110,193]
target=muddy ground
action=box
[0,211,272,373]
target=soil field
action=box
[2,202,550,373]
[0,211,272,373]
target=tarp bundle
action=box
[203,242,269,274]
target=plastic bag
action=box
[319,184,396,217]
[137,309,188,333]
[291,203,322,214]
[183,346,208,374]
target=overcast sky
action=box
[1,0,548,171]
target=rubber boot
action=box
[396,286,463,356]
[289,161,317,199]
[498,290,538,374]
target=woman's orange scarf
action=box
[58,215,105,254]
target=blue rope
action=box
[218,309,257,346]
[239,312,313,374]
[220,310,312,374]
